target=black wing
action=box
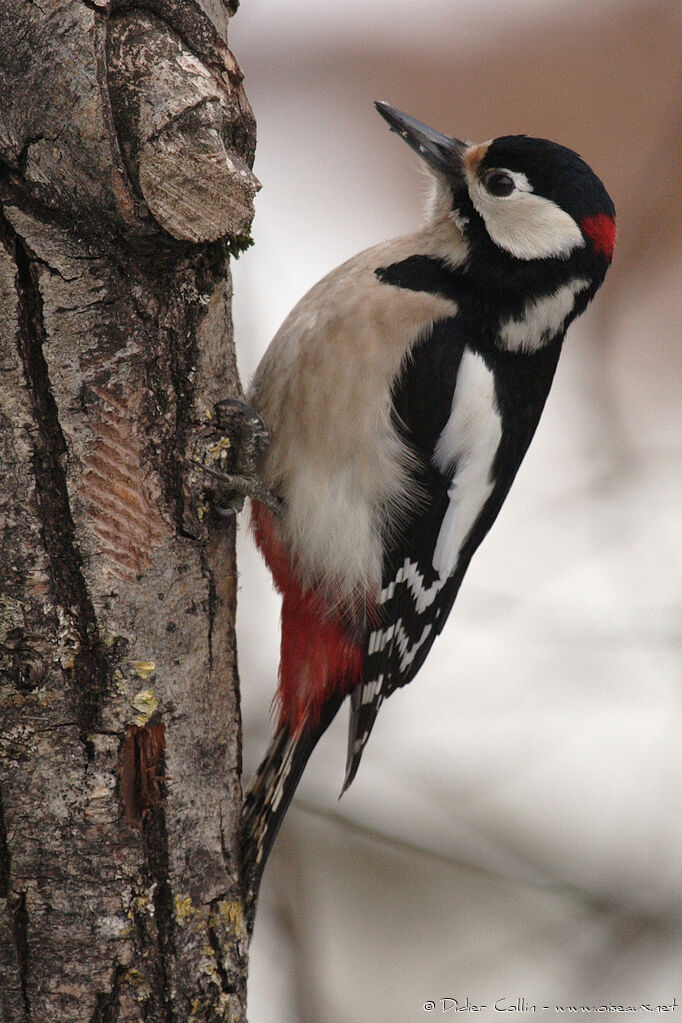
[344,317,469,788]
[344,313,563,790]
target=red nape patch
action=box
[581,213,617,260]
[251,501,364,732]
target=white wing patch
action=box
[499,277,590,353]
[432,349,502,577]
[366,350,501,688]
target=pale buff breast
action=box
[248,221,465,605]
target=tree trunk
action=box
[0,1,257,1020]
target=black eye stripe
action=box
[482,170,515,197]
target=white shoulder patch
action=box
[431,349,502,577]
[499,277,590,353]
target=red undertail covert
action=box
[250,501,364,732]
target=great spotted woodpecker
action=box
[241,101,616,912]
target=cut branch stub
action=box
[107,11,259,243]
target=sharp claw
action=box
[189,398,283,520]
[214,398,269,443]
[210,398,271,475]
[190,459,233,484]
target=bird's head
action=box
[375,101,616,295]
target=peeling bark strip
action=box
[0,1,254,1020]
[119,721,167,827]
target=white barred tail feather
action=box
[242,693,344,924]
[343,683,384,793]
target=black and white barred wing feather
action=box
[345,491,456,790]
[345,321,507,789]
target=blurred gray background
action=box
[229,1,681,1019]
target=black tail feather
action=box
[343,683,384,793]
[241,694,344,928]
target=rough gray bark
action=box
[0,1,257,1020]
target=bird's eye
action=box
[482,170,515,197]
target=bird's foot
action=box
[189,398,282,519]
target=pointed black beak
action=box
[374,101,467,180]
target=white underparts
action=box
[284,462,386,603]
[498,277,590,353]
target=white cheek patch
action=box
[468,168,585,261]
